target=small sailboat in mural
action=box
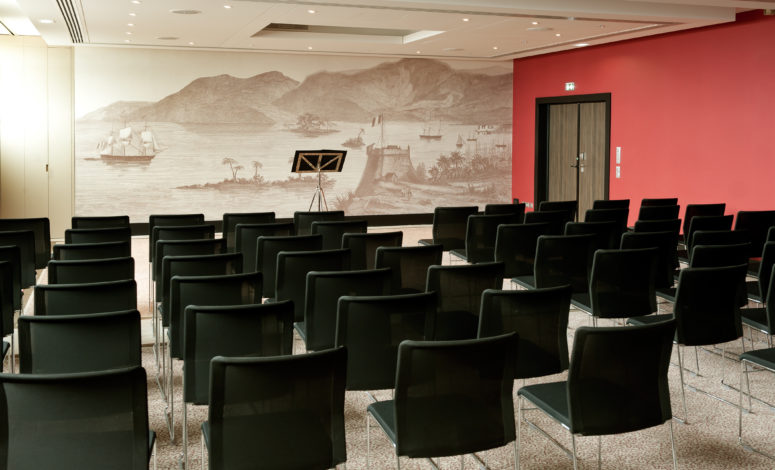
[456,134,464,148]
[419,121,442,140]
[476,124,496,135]
[342,128,365,148]
[97,124,164,162]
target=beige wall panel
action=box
[0,37,27,216]
[22,37,49,218]
[47,47,74,238]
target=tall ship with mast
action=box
[97,124,164,162]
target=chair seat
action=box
[656,287,677,303]
[449,248,467,262]
[418,239,433,246]
[748,258,761,278]
[517,381,570,429]
[741,307,770,334]
[747,281,763,303]
[512,275,535,290]
[293,321,307,343]
[627,313,674,327]
[740,348,775,372]
[366,400,398,445]
[570,293,592,313]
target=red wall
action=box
[512,11,775,222]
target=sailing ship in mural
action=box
[419,116,442,140]
[97,124,164,162]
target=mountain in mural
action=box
[274,58,512,124]
[79,100,154,121]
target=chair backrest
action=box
[207,348,347,470]
[0,230,36,287]
[184,301,294,405]
[426,262,505,340]
[0,218,50,269]
[221,212,276,252]
[275,248,351,322]
[633,218,681,268]
[393,333,517,458]
[523,210,570,235]
[303,268,392,351]
[335,291,437,390]
[756,242,775,297]
[534,234,595,294]
[0,366,152,469]
[153,238,225,288]
[148,213,205,261]
[0,247,22,311]
[311,219,368,250]
[257,235,323,296]
[691,229,750,248]
[685,215,734,252]
[682,203,726,237]
[637,204,680,221]
[583,208,629,237]
[589,248,658,318]
[763,264,775,332]
[462,214,514,263]
[34,279,137,316]
[47,256,135,284]
[159,252,243,327]
[640,198,678,207]
[53,241,131,261]
[690,243,751,268]
[342,231,403,270]
[734,210,775,257]
[538,200,577,220]
[673,264,747,346]
[592,199,630,210]
[493,223,552,278]
[293,210,345,235]
[65,227,131,245]
[484,203,526,223]
[18,310,141,374]
[0,262,15,337]
[478,286,571,379]
[234,222,295,272]
[566,320,676,435]
[151,224,216,267]
[768,226,775,243]
[376,244,443,294]
[71,215,130,229]
[426,206,479,251]
[564,221,620,251]
[169,272,262,360]
[619,231,679,289]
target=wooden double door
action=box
[535,94,611,220]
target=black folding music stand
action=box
[291,150,347,211]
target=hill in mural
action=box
[79,100,154,121]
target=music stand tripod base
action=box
[291,149,347,212]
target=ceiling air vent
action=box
[56,0,83,43]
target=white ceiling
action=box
[2,0,774,60]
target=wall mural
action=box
[75,48,512,221]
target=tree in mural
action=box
[252,160,264,183]
[222,157,243,182]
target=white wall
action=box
[0,36,73,238]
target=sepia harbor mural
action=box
[75,48,512,221]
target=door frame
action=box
[534,93,612,208]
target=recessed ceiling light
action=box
[307,9,316,14]
[131,0,141,4]
[462,18,469,22]
[555,33,561,37]
[39,19,55,24]
[188,41,195,45]
[125,31,132,35]
[129,13,136,17]
[492,46,498,50]
[124,39,131,43]
[224,5,232,9]
[531,21,539,25]
[127,23,134,27]
[307,46,313,50]
[575,43,590,47]
[170,9,201,15]
[416,50,421,54]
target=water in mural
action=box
[75,57,512,221]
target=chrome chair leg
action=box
[676,344,689,424]
[516,396,522,470]
[366,414,370,469]
[183,402,189,470]
[668,420,677,470]
[597,435,602,470]
[571,433,579,470]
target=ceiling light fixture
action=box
[188,41,195,45]
[224,5,232,9]
[127,23,134,26]
[131,0,141,4]
[555,33,561,37]
[126,31,132,35]
[129,13,136,16]
[575,43,589,47]
[462,18,469,22]
[416,50,421,54]
[307,46,313,50]
[492,46,498,50]
[531,21,539,25]
[39,19,55,24]
[307,9,316,14]
[124,39,131,43]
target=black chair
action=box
[293,210,345,235]
[299,268,392,351]
[335,292,437,392]
[583,207,629,238]
[628,264,747,423]
[746,241,775,303]
[571,248,658,325]
[234,222,295,273]
[734,210,775,258]
[633,218,681,269]
[681,203,726,242]
[418,206,478,251]
[342,231,403,270]
[18,310,141,373]
[523,210,570,235]
[538,200,577,221]
[0,247,22,310]
[640,197,678,207]
[375,244,443,295]
[484,202,526,223]
[740,264,775,350]
[0,230,36,287]
[450,214,514,264]
[638,204,680,221]
[592,199,629,209]
[274,248,351,322]
[152,224,216,267]
[53,241,131,261]
[47,256,135,284]
[0,262,16,372]
[621,231,682,303]
[256,234,323,297]
[426,262,505,340]
[367,333,518,469]
[690,243,751,269]
[0,366,155,469]
[691,229,750,248]
[203,349,347,470]
[221,212,275,252]
[71,215,130,229]
[0,217,50,269]
[513,234,595,296]
[478,285,572,380]
[739,336,775,459]
[153,238,225,298]
[34,279,137,316]
[182,301,294,468]
[147,213,205,265]
[678,214,734,261]
[564,220,620,251]
[493,223,552,280]
[311,219,368,250]
[517,320,677,469]
[65,226,131,245]
[748,226,775,276]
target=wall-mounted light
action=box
[565,82,575,91]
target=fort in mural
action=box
[75,57,513,220]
